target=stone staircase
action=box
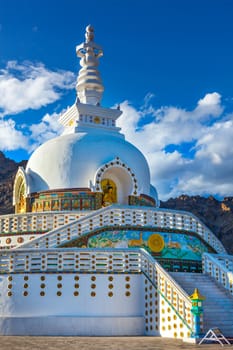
[170,272,233,337]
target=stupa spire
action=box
[76,25,104,105]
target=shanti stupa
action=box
[0,25,232,339]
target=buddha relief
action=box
[101,179,117,206]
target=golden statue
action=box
[101,179,117,206]
[18,186,26,213]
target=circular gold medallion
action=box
[148,234,165,253]
[94,116,101,124]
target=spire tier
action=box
[76,25,104,105]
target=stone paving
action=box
[0,337,232,350]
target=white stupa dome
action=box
[13,25,159,212]
[26,129,156,205]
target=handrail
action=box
[140,249,193,330]
[205,253,233,271]
[141,249,191,301]
[202,253,233,295]
[14,205,112,249]
[0,210,88,235]
[13,205,225,254]
[142,270,192,332]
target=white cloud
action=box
[0,60,75,116]
[0,119,28,150]
[0,110,64,153]
[195,92,223,119]
[143,92,155,107]
[0,60,73,155]
[29,112,64,151]
[117,93,233,200]
[198,92,221,107]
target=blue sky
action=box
[0,0,233,200]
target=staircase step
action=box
[170,271,233,335]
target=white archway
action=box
[94,158,138,205]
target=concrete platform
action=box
[0,316,144,336]
[0,336,232,350]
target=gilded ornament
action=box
[148,234,165,253]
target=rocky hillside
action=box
[0,152,27,214]
[0,152,232,253]
[161,195,233,254]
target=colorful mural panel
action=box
[51,200,59,211]
[72,199,80,210]
[128,195,155,207]
[61,199,71,211]
[87,230,210,261]
[31,191,103,212]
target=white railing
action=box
[0,247,193,331]
[15,205,112,249]
[202,253,233,295]
[0,211,88,235]
[0,248,140,274]
[15,205,225,254]
[140,249,193,331]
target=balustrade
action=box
[13,206,225,254]
[202,253,233,295]
[0,211,87,235]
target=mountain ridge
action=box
[0,151,27,214]
[161,195,233,253]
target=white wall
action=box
[0,273,144,335]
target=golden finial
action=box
[189,288,205,300]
